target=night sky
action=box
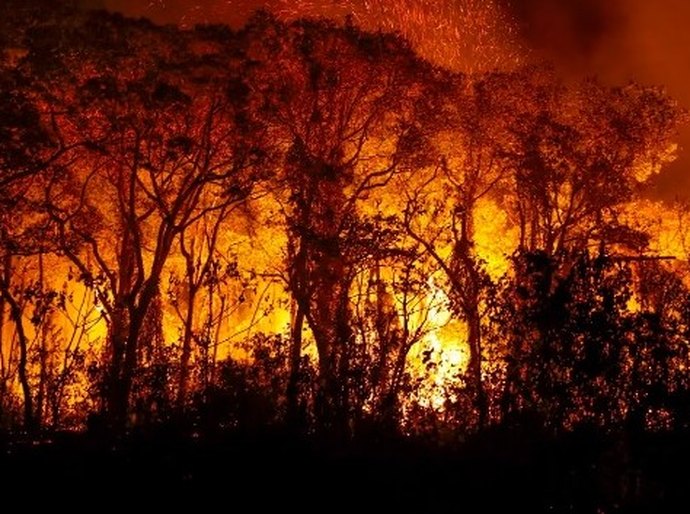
[85,0,690,200]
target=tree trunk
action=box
[286,301,304,428]
[106,221,172,432]
[117,281,160,431]
[210,294,225,386]
[177,284,198,411]
[11,300,33,433]
[454,207,488,429]
[308,253,353,438]
[118,310,143,429]
[105,305,128,431]
[36,316,49,429]
[467,306,487,428]
[35,252,47,429]
[1,255,34,432]
[285,151,354,437]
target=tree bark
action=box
[105,306,129,431]
[454,208,488,429]
[36,252,47,429]
[286,301,304,428]
[10,298,33,433]
[177,283,198,411]
[466,306,487,428]
[1,255,34,432]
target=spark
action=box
[268,0,526,71]
[165,0,527,72]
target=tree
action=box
[0,27,67,432]
[492,250,690,432]
[244,13,433,433]
[401,70,520,428]
[506,74,683,256]
[494,72,685,427]
[33,11,269,431]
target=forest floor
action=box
[2,425,690,511]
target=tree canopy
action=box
[0,3,687,443]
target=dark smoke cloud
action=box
[507,0,625,74]
[505,0,690,199]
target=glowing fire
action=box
[0,1,685,434]
[407,276,469,410]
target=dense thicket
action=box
[0,2,688,443]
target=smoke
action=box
[506,0,625,74]
[505,0,690,199]
[505,0,690,91]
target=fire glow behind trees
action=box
[3,2,690,496]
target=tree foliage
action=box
[0,3,687,440]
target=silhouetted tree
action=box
[245,13,433,434]
[30,11,269,431]
[402,69,522,428]
[505,74,682,256]
[1,1,689,444]
[0,33,66,432]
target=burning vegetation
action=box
[1,0,690,461]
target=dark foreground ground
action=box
[2,424,690,511]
